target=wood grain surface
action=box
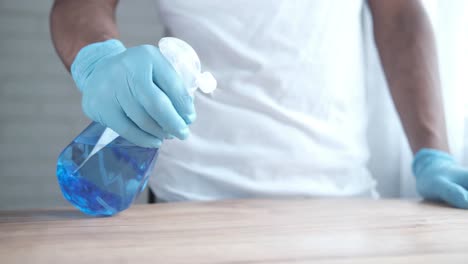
[0,199,467,264]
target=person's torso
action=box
[150,0,376,201]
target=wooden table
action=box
[0,199,467,264]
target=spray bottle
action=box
[56,38,216,216]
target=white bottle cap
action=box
[158,37,217,96]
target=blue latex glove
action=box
[71,39,195,148]
[412,148,468,209]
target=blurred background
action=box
[0,0,467,210]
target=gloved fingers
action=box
[150,46,196,124]
[118,95,172,140]
[451,168,468,189]
[135,81,189,140]
[436,178,468,209]
[101,107,162,148]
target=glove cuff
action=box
[412,148,455,177]
[71,39,126,92]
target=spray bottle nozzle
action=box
[159,37,217,96]
[197,72,217,94]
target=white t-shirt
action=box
[150,0,377,201]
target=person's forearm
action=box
[369,0,449,154]
[50,0,119,70]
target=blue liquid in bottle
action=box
[56,122,158,216]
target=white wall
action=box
[0,0,164,209]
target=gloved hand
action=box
[412,148,468,209]
[71,39,195,148]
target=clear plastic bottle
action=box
[56,38,216,216]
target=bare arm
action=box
[368,0,449,154]
[50,0,119,70]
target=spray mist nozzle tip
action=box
[197,72,217,94]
